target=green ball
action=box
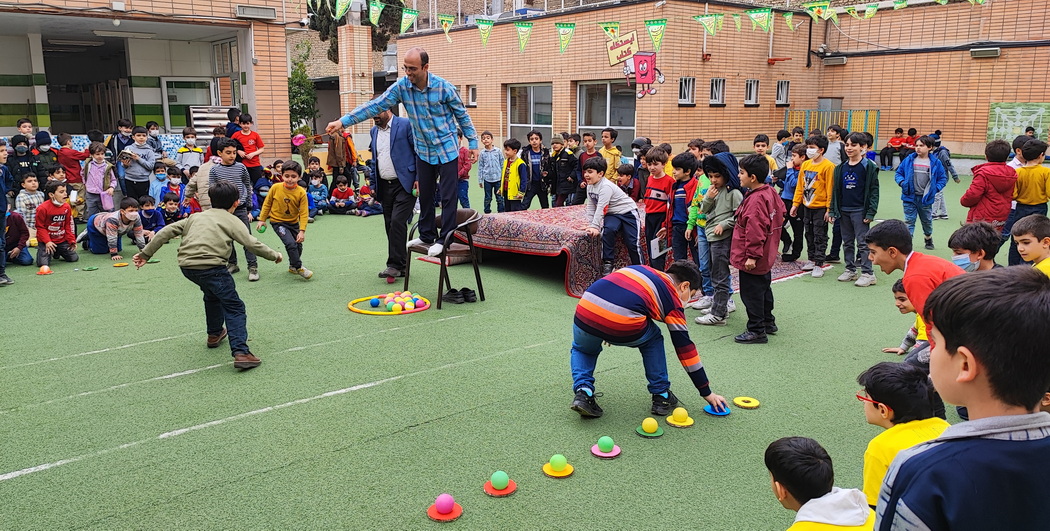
[386,301,395,311]
[490,470,510,490]
[597,436,615,453]
[549,454,567,472]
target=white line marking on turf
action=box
[0,338,558,483]
[0,363,230,414]
[0,332,202,371]
[284,313,468,352]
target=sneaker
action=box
[570,389,604,418]
[407,238,425,248]
[459,287,477,303]
[207,328,228,348]
[837,270,858,282]
[734,331,768,344]
[854,273,877,287]
[695,313,727,326]
[690,295,714,310]
[811,267,825,278]
[298,267,314,280]
[602,261,614,276]
[0,274,13,286]
[766,324,779,335]
[233,352,261,370]
[248,267,259,282]
[442,288,465,304]
[781,254,797,263]
[924,238,935,250]
[651,391,680,416]
[427,242,444,257]
[348,209,358,215]
[800,261,815,271]
[307,217,315,223]
[378,267,403,278]
[701,299,736,314]
[826,256,841,264]
[227,263,240,274]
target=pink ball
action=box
[434,493,455,514]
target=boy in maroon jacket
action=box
[4,211,33,266]
[731,154,786,344]
[34,180,79,267]
[959,139,1017,232]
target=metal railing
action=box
[784,109,880,147]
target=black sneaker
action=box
[0,274,12,286]
[734,331,768,344]
[570,389,604,418]
[924,238,935,250]
[826,256,841,263]
[602,261,614,276]
[766,324,779,335]
[442,289,465,304]
[651,390,680,416]
[460,287,478,303]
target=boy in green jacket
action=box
[828,132,880,287]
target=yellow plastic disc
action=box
[733,396,760,409]
[542,463,574,478]
[113,262,129,267]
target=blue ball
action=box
[369,298,380,307]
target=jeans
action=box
[693,230,714,296]
[379,177,416,272]
[902,198,934,238]
[1002,203,1049,265]
[738,270,774,334]
[645,212,667,270]
[36,241,79,266]
[828,218,842,259]
[181,265,249,355]
[932,190,948,218]
[601,212,642,265]
[671,222,700,269]
[227,207,257,268]
[482,180,504,213]
[114,160,128,195]
[839,210,873,274]
[457,179,470,209]
[801,206,828,265]
[0,214,5,274]
[84,192,110,220]
[570,322,670,395]
[781,198,803,258]
[85,214,122,255]
[272,221,303,269]
[708,238,733,318]
[522,180,549,210]
[9,246,33,266]
[416,157,459,244]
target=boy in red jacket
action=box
[731,154,786,344]
[865,219,962,317]
[55,133,90,221]
[35,180,79,267]
[960,140,1017,232]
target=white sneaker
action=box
[694,314,727,326]
[812,267,824,278]
[298,267,314,280]
[854,273,877,287]
[427,242,444,256]
[702,299,736,314]
[800,261,815,271]
[690,295,714,310]
[407,238,424,248]
[837,270,858,282]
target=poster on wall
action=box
[987,103,1049,143]
[607,30,639,65]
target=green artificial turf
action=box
[0,171,972,529]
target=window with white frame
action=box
[578,81,636,144]
[678,77,695,105]
[745,79,760,105]
[467,85,477,106]
[709,78,726,105]
[776,80,790,105]
[508,84,552,142]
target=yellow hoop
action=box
[347,294,432,315]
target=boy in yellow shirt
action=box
[256,160,312,279]
[1011,214,1050,277]
[1005,139,1050,265]
[765,437,874,530]
[791,135,836,277]
[856,362,950,508]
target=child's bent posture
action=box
[134,180,283,369]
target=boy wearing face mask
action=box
[33,132,60,178]
[948,221,1002,272]
[145,121,165,156]
[83,142,118,219]
[149,162,172,205]
[256,161,312,280]
[175,127,204,179]
[790,136,837,277]
[121,126,158,201]
[308,172,329,216]
[105,119,135,194]
[79,197,146,259]
[7,135,37,191]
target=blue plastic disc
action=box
[703,404,731,417]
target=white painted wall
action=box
[128,39,214,107]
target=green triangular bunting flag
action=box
[645,19,667,51]
[515,22,532,53]
[745,8,772,32]
[556,23,575,53]
[783,12,795,31]
[400,8,418,33]
[476,18,493,46]
[438,14,455,43]
[694,15,719,36]
[367,0,384,25]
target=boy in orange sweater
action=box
[791,136,836,277]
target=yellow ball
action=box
[392,304,403,313]
[641,417,659,433]
[405,302,415,310]
[672,407,689,422]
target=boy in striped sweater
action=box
[569,260,729,418]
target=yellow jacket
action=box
[794,158,837,209]
[1014,165,1050,205]
[501,157,527,201]
[260,183,310,231]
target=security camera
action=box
[299,15,311,27]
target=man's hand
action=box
[255,221,265,232]
[585,227,600,237]
[45,241,57,254]
[325,120,344,136]
[111,254,123,261]
[789,205,799,217]
[704,393,729,413]
[470,148,479,164]
[882,347,906,355]
[132,253,147,269]
[274,253,283,264]
[713,225,724,236]
[744,257,757,271]
[296,230,305,243]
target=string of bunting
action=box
[321,0,987,50]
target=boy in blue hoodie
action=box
[894,135,946,250]
[138,195,165,240]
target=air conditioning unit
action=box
[822,56,847,66]
[970,47,1001,58]
[236,5,278,20]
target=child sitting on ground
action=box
[307,157,328,190]
[694,152,743,326]
[34,180,79,267]
[161,193,184,226]
[882,280,929,366]
[80,197,146,260]
[947,222,1003,271]
[1011,214,1050,277]
[4,211,33,266]
[138,195,164,240]
[764,436,874,530]
[15,173,44,236]
[581,156,642,275]
[354,185,382,217]
[856,361,950,509]
[308,172,329,216]
[134,180,283,370]
[877,267,1050,529]
[256,160,312,280]
[329,176,356,215]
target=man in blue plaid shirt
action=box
[327,47,479,257]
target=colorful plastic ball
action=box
[394,291,402,296]
[369,298,380,307]
[386,302,395,311]
[597,436,615,453]
[405,302,415,310]
[672,407,689,423]
[490,470,510,490]
[392,304,403,313]
[549,454,567,472]
[434,493,455,515]
[641,417,659,434]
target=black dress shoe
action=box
[734,331,768,344]
[459,287,477,303]
[442,289,465,304]
[766,324,779,335]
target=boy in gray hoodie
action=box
[120,126,158,202]
[582,156,642,276]
[694,151,743,326]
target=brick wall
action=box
[287,31,340,80]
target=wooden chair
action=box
[404,209,485,309]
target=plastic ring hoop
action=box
[347,295,431,315]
